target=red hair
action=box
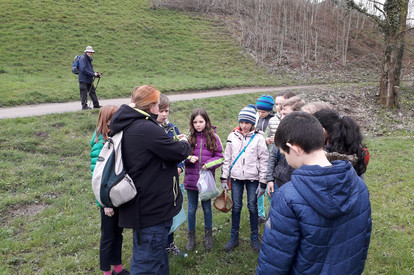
[130,85,160,112]
[95,105,119,142]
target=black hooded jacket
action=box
[110,104,191,229]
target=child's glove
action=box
[256,183,267,199]
[221,180,229,190]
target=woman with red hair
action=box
[110,85,192,274]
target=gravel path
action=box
[0,85,324,119]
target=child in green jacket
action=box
[90,105,129,275]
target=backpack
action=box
[71,54,82,74]
[91,131,137,208]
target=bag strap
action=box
[228,132,257,179]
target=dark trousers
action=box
[100,208,123,272]
[79,81,99,108]
[131,219,172,275]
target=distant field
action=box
[0,0,285,107]
[0,92,413,274]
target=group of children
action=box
[90,89,372,274]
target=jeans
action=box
[79,82,99,108]
[187,189,212,231]
[230,179,259,234]
[167,232,174,247]
[100,208,123,271]
[131,219,172,275]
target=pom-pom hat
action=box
[238,104,257,125]
[256,95,275,111]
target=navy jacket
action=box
[78,53,95,84]
[257,160,371,275]
[110,104,191,229]
[160,120,184,171]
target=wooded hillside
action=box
[152,0,414,80]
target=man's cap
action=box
[84,46,95,53]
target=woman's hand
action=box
[104,207,114,217]
[177,134,188,141]
[201,164,207,170]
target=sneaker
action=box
[166,242,188,258]
[82,106,91,110]
[258,216,266,224]
[112,269,130,275]
[94,105,102,109]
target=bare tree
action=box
[346,0,412,108]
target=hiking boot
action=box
[186,230,196,251]
[224,231,239,252]
[112,269,130,275]
[258,216,266,224]
[94,105,102,109]
[251,233,261,252]
[82,106,91,110]
[204,228,213,251]
[166,242,188,258]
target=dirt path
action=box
[0,85,326,119]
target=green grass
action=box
[0,93,413,274]
[0,0,283,107]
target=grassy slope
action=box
[0,0,282,107]
[0,92,413,274]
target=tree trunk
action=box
[378,0,409,108]
[346,0,409,108]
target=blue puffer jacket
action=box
[78,53,95,84]
[257,160,372,275]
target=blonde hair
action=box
[95,105,119,142]
[301,101,333,114]
[282,96,305,111]
[130,85,160,112]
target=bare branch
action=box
[345,0,383,26]
[367,0,384,6]
[373,4,386,19]
[399,27,414,36]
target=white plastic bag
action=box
[197,170,220,201]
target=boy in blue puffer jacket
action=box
[257,111,371,275]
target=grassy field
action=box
[0,92,413,274]
[0,0,285,107]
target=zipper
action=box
[173,176,178,206]
[198,132,203,171]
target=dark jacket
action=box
[266,144,295,187]
[78,53,95,84]
[160,120,184,171]
[109,104,191,229]
[257,161,372,275]
[256,112,274,133]
[183,130,224,191]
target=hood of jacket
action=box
[292,160,359,219]
[110,104,159,134]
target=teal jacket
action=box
[90,131,105,207]
[90,131,104,176]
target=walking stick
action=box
[87,77,96,108]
